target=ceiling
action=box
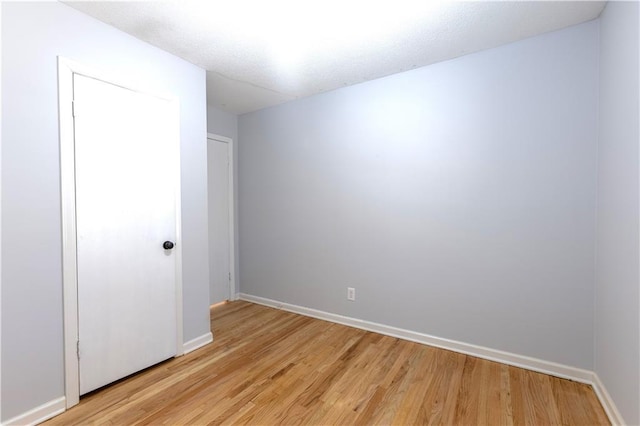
[65,1,606,115]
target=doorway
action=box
[59,58,183,407]
[207,134,235,305]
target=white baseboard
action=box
[2,396,66,426]
[240,293,629,424]
[5,298,622,426]
[182,332,213,354]
[239,293,593,384]
[591,373,625,426]
[2,333,213,425]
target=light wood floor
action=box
[46,300,609,425]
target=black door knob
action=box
[163,241,175,250]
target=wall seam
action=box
[593,14,601,376]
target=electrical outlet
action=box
[347,287,356,301]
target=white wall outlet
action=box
[347,287,356,301]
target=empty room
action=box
[1,0,639,425]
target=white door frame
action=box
[207,133,236,301]
[58,57,184,408]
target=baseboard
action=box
[3,300,622,426]
[182,332,213,354]
[2,396,66,426]
[2,334,213,425]
[240,293,630,423]
[591,373,625,426]
[239,293,593,384]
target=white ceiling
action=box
[65,1,606,115]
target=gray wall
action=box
[1,2,209,421]
[207,106,240,296]
[595,2,640,425]
[238,21,599,370]
[208,105,238,143]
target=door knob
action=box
[163,241,175,250]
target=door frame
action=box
[207,133,236,301]
[58,57,184,408]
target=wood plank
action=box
[44,301,610,426]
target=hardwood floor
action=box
[46,301,609,425]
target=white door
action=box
[208,137,231,304]
[74,74,179,395]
